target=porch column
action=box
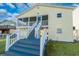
[16,18,19,40]
[16,18,18,28]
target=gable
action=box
[17,4,74,18]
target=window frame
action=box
[57,28,63,34]
[57,13,63,18]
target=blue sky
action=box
[0,3,78,19]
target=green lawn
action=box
[0,38,5,55]
[44,40,79,56]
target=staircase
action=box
[4,28,40,56]
[4,16,47,56]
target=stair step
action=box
[18,38,40,42]
[5,51,34,56]
[9,46,40,56]
[23,38,40,42]
[17,39,40,46]
[5,51,20,56]
[13,43,40,51]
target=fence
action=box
[0,34,6,39]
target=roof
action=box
[0,25,16,29]
[17,3,76,18]
[0,19,26,26]
[36,3,75,9]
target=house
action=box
[4,3,79,56]
[16,3,78,42]
[0,20,16,34]
[0,19,26,34]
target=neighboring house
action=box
[16,3,79,42]
[0,19,26,34]
[0,20,16,34]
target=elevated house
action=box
[4,4,79,56]
[17,4,75,42]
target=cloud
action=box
[7,12,19,17]
[73,3,79,7]
[6,3,15,8]
[5,12,19,20]
[0,9,7,14]
[12,13,19,17]
[16,3,28,12]
[29,3,36,6]
[16,3,28,8]
[0,3,3,6]
[7,12,12,17]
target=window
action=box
[18,18,22,21]
[23,18,28,22]
[42,15,48,20]
[57,28,62,34]
[57,13,62,18]
[30,17,36,21]
[42,15,48,25]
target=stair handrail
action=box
[35,16,42,39]
[34,16,47,56]
[5,29,19,51]
[40,30,47,56]
[37,19,42,30]
[9,30,17,37]
[26,20,38,38]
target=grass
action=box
[0,38,5,55]
[44,40,79,56]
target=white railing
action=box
[5,31,17,51]
[26,21,38,39]
[40,30,47,56]
[0,34,6,38]
[35,16,42,39]
[5,18,38,51]
[5,30,19,51]
[34,16,47,56]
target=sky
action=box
[0,3,32,19]
[0,3,79,20]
